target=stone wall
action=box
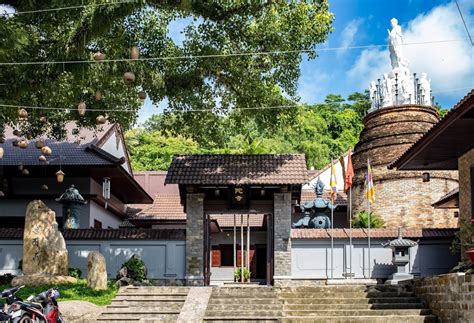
[274,192,292,282]
[414,273,474,322]
[185,193,204,286]
[458,149,474,256]
[352,105,458,228]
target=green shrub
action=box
[68,267,82,279]
[122,255,147,282]
[352,211,384,228]
[233,267,251,282]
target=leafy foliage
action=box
[68,267,83,279]
[234,267,251,282]
[0,0,333,138]
[352,211,384,229]
[126,93,368,170]
[121,254,147,282]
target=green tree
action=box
[0,0,333,139]
[352,211,384,229]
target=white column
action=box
[247,213,250,272]
[240,214,244,283]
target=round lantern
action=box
[35,139,45,149]
[96,115,106,125]
[17,163,23,171]
[130,46,140,60]
[56,170,65,183]
[138,91,147,100]
[18,108,28,120]
[22,169,29,176]
[39,116,47,124]
[41,184,49,191]
[0,191,4,198]
[78,101,87,117]
[93,52,105,61]
[38,155,46,162]
[17,139,28,149]
[95,90,102,101]
[41,146,52,156]
[123,72,135,82]
[0,147,3,159]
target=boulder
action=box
[87,251,107,290]
[22,200,68,276]
[59,301,103,323]
[12,273,76,287]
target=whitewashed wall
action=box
[0,239,186,279]
[89,201,122,229]
[304,154,349,191]
[99,130,131,174]
[292,238,459,279]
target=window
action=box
[94,219,102,229]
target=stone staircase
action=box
[96,286,190,323]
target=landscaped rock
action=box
[60,300,104,323]
[22,200,68,276]
[12,273,76,287]
[87,251,107,290]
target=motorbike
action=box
[0,285,24,322]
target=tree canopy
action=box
[0,0,333,140]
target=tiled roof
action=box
[130,194,185,221]
[210,213,265,228]
[301,189,347,206]
[0,228,185,240]
[432,187,459,207]
[119,219,136,228]
[165,154,308,185]
[291,228,458,239]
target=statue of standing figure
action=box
[419,72,431,105]
[388,18,407,69]
[369,81,378,109]
[381,73,393,106]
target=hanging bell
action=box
[41,184,49,191]
[78,101,87,117]
[56,170,65,183]
[95,90,102,101]
[0,147,3,159]
[22,169,29,176]
[96,115,106,125]
[41,146,52,156]
[130,46,140,60]
[18,108,28,120]
[93,52,105,61]
[138,91,147,100]
[38,155,46,162]
[123,72,136,83]
[17,139,28,149]
[35,139,45,149]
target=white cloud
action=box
[338,18,364,56]
[348,2,473,97]
[297,67,330,103]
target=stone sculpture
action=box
[12,200,77,286]
[368,18,432,111]
[87,251,108,290]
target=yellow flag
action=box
[330,160,337,200]
[365,159,375,203]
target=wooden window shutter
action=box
[212,245,221,267]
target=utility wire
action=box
[0,0,138,16]
[454,0,473,46]
[0,39,466,67]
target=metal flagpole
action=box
[367,159,371,279]
[241,214,244,283]
[349,186,353,278]
[247,214,250,273]
[331,194,334,279]
[233,214,236,282]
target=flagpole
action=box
[331,192,334,279]
[367,159,371,279]
[349,185,352,278]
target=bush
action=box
[68,267,82,279]
[0,274,15,285]
[233,267,251,282]
[352,211,384,228]
[122,255,147,282]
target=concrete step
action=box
[107,303,183,310]
[209,298,283,305]
[284,303,426,310]
[113,295,187,301]
[282,297,421,304]
[203,317,279,322]
[208,304,282,311]
[279,291,416,298]
[282,309,431,317]
[205,310,283,318]
[280,315,438,323]
[121,286,190,292]
[97,313,179,322]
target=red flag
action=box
[345,150,354,191]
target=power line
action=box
[454,0,473,46]
[0,39,466,67]
[0,1,138,16]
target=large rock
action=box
[22,200,68,276]
[59,301,103,323]
[12,273,77,287]
[87,251,107,290]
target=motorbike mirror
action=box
[26,295,34,301]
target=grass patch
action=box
[0,279,118,306]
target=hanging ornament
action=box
[0,147,3,159]
[17,139,28,149]
[0,191,4,198]
[56,170,65,183]
[17,163,23,171]
[35,139,45,149]
[22,169,29,176]
[123,72,136,83]
[138,91,147,100]
[41,184,49,191]
[38,155,46,162]
[12,129,21,137]
[95,90,102,101]
[102,177,111,209]
[18,108,28,120]
[96,115,106,125]
[130,46,140,60]
[26,132,32,140]
[93,52,105,61]
[78,101,87,117]
[39,116,47,124]
[41,146,52,156]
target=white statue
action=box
[369,81,377,109]
[398,67,414,104]
[381,73,393,106]
[419,72,431,105]
[388,18,406,69]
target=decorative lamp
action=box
[78,101,87,117]
[138,91,147,100]
[130,46,140,60]
[39,116,47,124]
[422,172,430,182]
[17,139,28,149]
[22,169,29,176]
[382,228,418,284]
[93,52,105,61]
[41,184,49,191]
[96,115,106,125]
[38,155,46,162]
[35,139,45,149]
[17,163,23,171]
[95,90,102,101]
[56,185,87,229]
[18,108,28,120]
[215,188,220,197]
[41,146,52,156]
[0,147,3,159]
[56,169,65,183]
[102,177,111,208]
[123,72,136,82]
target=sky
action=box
[138,0,473,123]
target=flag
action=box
[330,160,337,200]
[365,159,375,203]
[344,150,354,191]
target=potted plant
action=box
[234,267,251,283]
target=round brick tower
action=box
[351,104,458,228]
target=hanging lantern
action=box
[0,191,4,197]
[35,139,45,149]
[93,52,105,61]
[56,170,65,183]
[123,72,135,83]
[96,115,106,125]
[102,177,111,209]
[78,101,87,117]
[41,184,49,191]
[12,129,20,137]
[22,169,29,176]
[95,90,102,101]
[56,185,87,229]
[130,46,140,60]
[41,146,52,156]
[17,163,23,171]
[38,155,46,162]
[17,139,28,149]
[39,116,47,124]
[26,133,32,140]
[138,91,147,100]
[0,147,3,159]
[18,108,28,120]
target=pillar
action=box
[273,192,292,285]
[185,193,204,286]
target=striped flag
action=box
[344,150,354,191]
[365,159,375,203]
[330,160,337,200]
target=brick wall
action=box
[185,193,204,286]
[458,149,474,254]
[274,192,292,281]
[414,273,474,322]
[352,105,459,228]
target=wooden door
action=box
[203,214,211,285]
[266,213,274,286]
